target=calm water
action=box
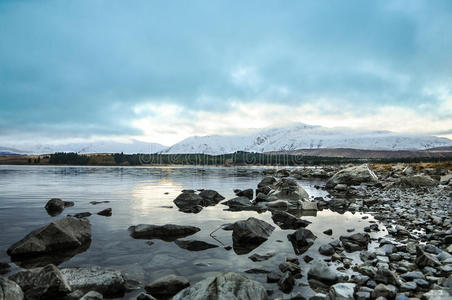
[0,165,385,298]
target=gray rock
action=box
[416,245,441,267]
[9,264,71,300]
[422,289,452,300]
[145,274,189,297]
[372,284,396,299]
[128,224,200,241]
[174,240,218,251]
[71,212,92,218]
[308,260,339,285]
[249,252,275,262]
[329,282,356,300]
[374,268,400,286]
[257,177,277,189]
[271,210,311,230]
[232,217,275,255]
[326,164,378,188]
[319,244,335,256]
[45,198,74,216]
[80,291,103,300]
[173,272,267,300]
[279,262,301,274]
[7,217,91,267]
[340,233,370,252]
[397,175,438,187]
[60,266,126,297]
[266,271,282,283]
[0,277,24,300]
[288,228,317,255]
[273,177,309,202]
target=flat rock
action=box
[397,175,438,187]
[173,272,267,300]
[128,224,200,241]
[145,274,189,297]
[61,266,126,297]
[249,252,275,262]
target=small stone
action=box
[323,229,333,235]
[97,208,112,217]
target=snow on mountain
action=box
[1,139,167,155]
[163,123,452,154]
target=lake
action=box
[0,165,385,298]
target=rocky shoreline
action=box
[0,163,451,299]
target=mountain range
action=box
[2,123,452,155]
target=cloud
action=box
[131,101,452,145]
[0,0,451,144]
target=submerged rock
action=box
[287,228,317,255]
[174,240,218,251]
[9,264,71,300]
[271,210,311,230]
[326,164,378,188]
[45,198,74,216]
[145,274,189,297]
[7,217,91,267]
[60,266,126,297]
[97,208,112,217]
[0,277,24,300]
[173,272,267,300]
[128,224,200,241]
[232,217,275,255]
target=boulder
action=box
[339,233,370,252]
[273,178,309,202]
[326,164,378,188]
[329,283,356,300]
[60,266,126,297]
[0,277,24,300]
[128,224,200,242]
[9,264,71,300]
[271,210,311,230]
[7,217,91,267]
[174,240,218,251]
[198,190,225,206]
[308,260,339,285]
[287,228,317,255]
[397,175,438,187]
[257,177,277,189]
[232,217,275,255]
[145,274,189,297]
[174,192,203,210]
[173,272,267,300]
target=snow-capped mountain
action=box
[163,123,452,155]
[1,139,167,155]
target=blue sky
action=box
[1,0,451,145]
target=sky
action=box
[0,0,452,146]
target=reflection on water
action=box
[0,165,386,298]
